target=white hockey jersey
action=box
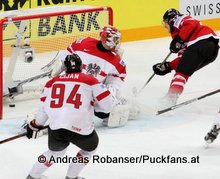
[59,37,127,98]
[35,72,113,135]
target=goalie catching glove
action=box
[26,119,46,139]
[153,62,172,76]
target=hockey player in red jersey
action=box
[26,54,113,179]
[42,25,137,127]
[153,8,219,106]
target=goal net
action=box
[0,6,113,119]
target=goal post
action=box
[0,6,113,119]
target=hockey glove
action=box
[170,36,184,53]
[153,62,172,76]
[26,119,45,139]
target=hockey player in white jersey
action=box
[42,25,139,127]
[26,54,113,179]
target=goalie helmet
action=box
[100,25,121,51]
[64,54,82,73]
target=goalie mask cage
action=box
[0,6,113,119]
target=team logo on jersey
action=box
[86,63,101,77]
[120,60,125,66]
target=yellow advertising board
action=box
[0,0,178,41]
[0,0,219,41]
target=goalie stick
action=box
[3,71,51,98]
[40,51,60,72]
[137,51,172,94]
[157,89,220,115]
[18,71,51,86]
[0,125,48,144]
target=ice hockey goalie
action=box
[41,25,140,127]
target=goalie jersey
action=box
[35,72,113,135]
[60,37,127,94]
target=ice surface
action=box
[1,32,220,179]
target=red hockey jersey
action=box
[62,37,127,91]
[172,15,219,47]
[169,15,219,70]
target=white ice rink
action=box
[1,33,220,179]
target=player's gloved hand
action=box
[170,36,184,53]
[153,62,172,76]
[26,119,44,139]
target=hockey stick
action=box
[137,51,172,94]
[3,71,51,98]
[40,51,60,72]
[0,133,26,144]
[157,89,220,115]
[0,125,48,144]
[18,71,51,86]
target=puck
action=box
[9,104,15,107]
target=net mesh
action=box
[2,5,110,84]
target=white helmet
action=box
[100,25,121,51]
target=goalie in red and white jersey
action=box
[43,25,138,127]
[26,54,113,179]
[152,8,219,107]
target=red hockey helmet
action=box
[100,25,121,51]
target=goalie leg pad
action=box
[107,102,130,128]
[128,97,141,120]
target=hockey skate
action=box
[26,174,48,179]
[102,117,109,127]
[158,92,179,110]
[65,176,85,179]
[204,125,220,144]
